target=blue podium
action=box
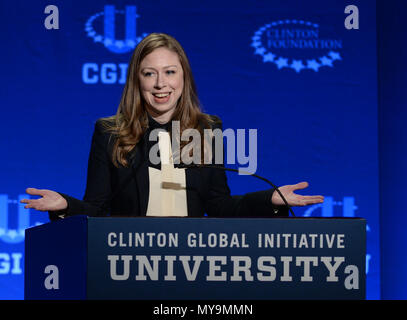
[25,216,366,300]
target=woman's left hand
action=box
[271,181,324,207]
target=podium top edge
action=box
[26,215,366,233]
[73,215,366,221]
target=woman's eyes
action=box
[142,70,176,77]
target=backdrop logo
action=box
[85,5,148,54]
[303,196,356,217]
[251,20,343,72]
[0,194,41,244]
[303,196,371,274]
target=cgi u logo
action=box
[303,196,357,217]
[85,5,148,54]
[303,197,372,274]
[0,194,30,244]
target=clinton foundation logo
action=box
[251,19,343,73]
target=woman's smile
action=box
[152,91,172,103]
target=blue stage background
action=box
[0,0,385,299]
[377,0,407,300]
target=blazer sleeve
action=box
[204,116,289,218]
[48,119,113,221]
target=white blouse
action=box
[146,131,188,217]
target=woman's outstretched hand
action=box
[20,188,68,212]
[272,181,324,207]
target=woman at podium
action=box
[21,33,323,219]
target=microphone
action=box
[177,163,296,217]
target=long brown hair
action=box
[101,33,213,168]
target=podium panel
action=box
[25,216,366,300]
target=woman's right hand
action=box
[20,188,68,212]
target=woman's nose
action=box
[154,73,166,89]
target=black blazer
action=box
[49,116,288,220]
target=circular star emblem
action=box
[251,20,342,73]
[85,9,148,52]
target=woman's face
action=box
[139,47,184,123]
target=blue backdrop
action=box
[0,0,383,299]
[377,0,407,300]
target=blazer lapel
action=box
[130,135,149,216]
